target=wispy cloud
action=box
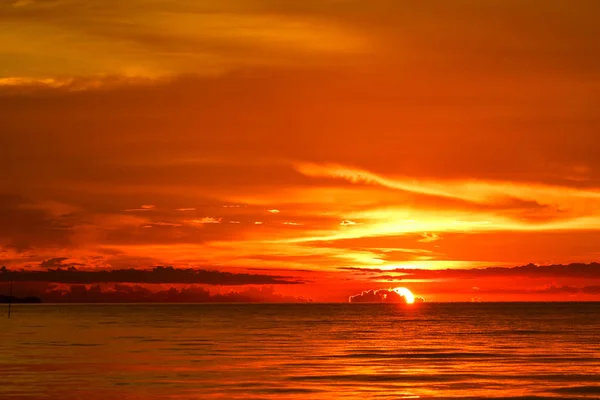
[124,204,156,212]
[149,221,182,227]
[295,163,600,205]
[419,233,440,243]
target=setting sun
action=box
[393,287,415,304]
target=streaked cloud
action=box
[149,222,183,227]
[125,204,156,212]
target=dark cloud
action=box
[39,257,84,269]
[342,263,600,280]
[581,286,600,295]
[0,265,304,285]
[1,282,311,303]
[40,257,69,268]
[487,284,600,295]
[541,285,587,294]
[0,194,73,251]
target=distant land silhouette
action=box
[0,295,42,304]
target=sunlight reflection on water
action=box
[1,303,599,399]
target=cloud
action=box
[348,288,424,304]
[419,233,440,243]
[0,194,74,252]
[0,0,367,80]
[442,284,600,297]
[39,257,83,269]
[294,163,600,230]
[125,204,156,212]
[342,262,600,280]
[492,284,600,295]
[144,221,182,227]
[39,257,69,268]
[0,265,304,285]
[11,0,34,8]
[187,217,221,224]
[3,282,311,303]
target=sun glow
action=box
[394,287,415,304]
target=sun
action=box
[393,287,415,304]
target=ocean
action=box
[1,303,599,399]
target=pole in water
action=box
[8,281,13,319]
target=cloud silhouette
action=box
[3,282,311,303]
[348,288,423,304]
[40,257,69,268]
[39,257,84,269]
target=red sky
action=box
[1,0,600,302]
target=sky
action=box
[1,0,600,302]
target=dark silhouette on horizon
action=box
[1,294,42,304]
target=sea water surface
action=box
[1,303,599,399]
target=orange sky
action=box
[1,0,600,302]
